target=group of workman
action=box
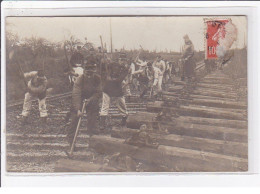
[17,34,196,146]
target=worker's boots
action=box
[39,117,48,134]
[154,91,162,100]
[121,115,128,127]
[21,116,29,125]
[41,117,47,124]
[99,116,107,131]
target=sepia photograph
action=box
[4,16,248,173]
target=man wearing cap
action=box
[129,57,150,97]
[21,70,48,125]
[67,64,101,145]
[181,34,195,81]
[69,45,85,84]
[139,61,153,98]
[124,57,146,95]
[99,57,130,129]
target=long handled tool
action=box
[109,18,113,60]
[18,63,28,88]
[99,35,108,85]
[68,99,89,157]
[149,86,154,98]
[64,42,72,71]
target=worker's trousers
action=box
[99,92,128,117]
[21,92,48,117]
[153,75,163,92]
[67,97,99,144]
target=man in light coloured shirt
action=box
[152,56,165,94]
[21,70,48,125]
[153,56,166,75]
[124,58,147,95]
[136,57,148,67]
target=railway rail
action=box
[7,92,72,110]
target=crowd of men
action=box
[12,35,196,148]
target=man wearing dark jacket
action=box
[67,64,101,145]
[99,58,130,129]
[181,34,195,81]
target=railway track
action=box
[5,62,248,172]
[6,61,205,110]
[7,92,72,110]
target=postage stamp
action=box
[204,18,237,60]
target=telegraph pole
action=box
[110,18,113,60]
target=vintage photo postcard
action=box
[4,16,247,173]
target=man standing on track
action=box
[21,70,48,125]
[67,64,101,146]
[152,56,165,97]
[181,34,195,82]
[125,57,147,96]
[99,57,130,130]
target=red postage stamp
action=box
[204,18,237,59]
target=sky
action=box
[6,16,247,52]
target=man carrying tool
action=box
[21,69,48,125]
[181,34,195,82]
[139,61,153,98]
[99,57,131,130]
[150,62,164,99]
[135,57,149,95]
[124,56,146,96]
[66,64,101,147]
